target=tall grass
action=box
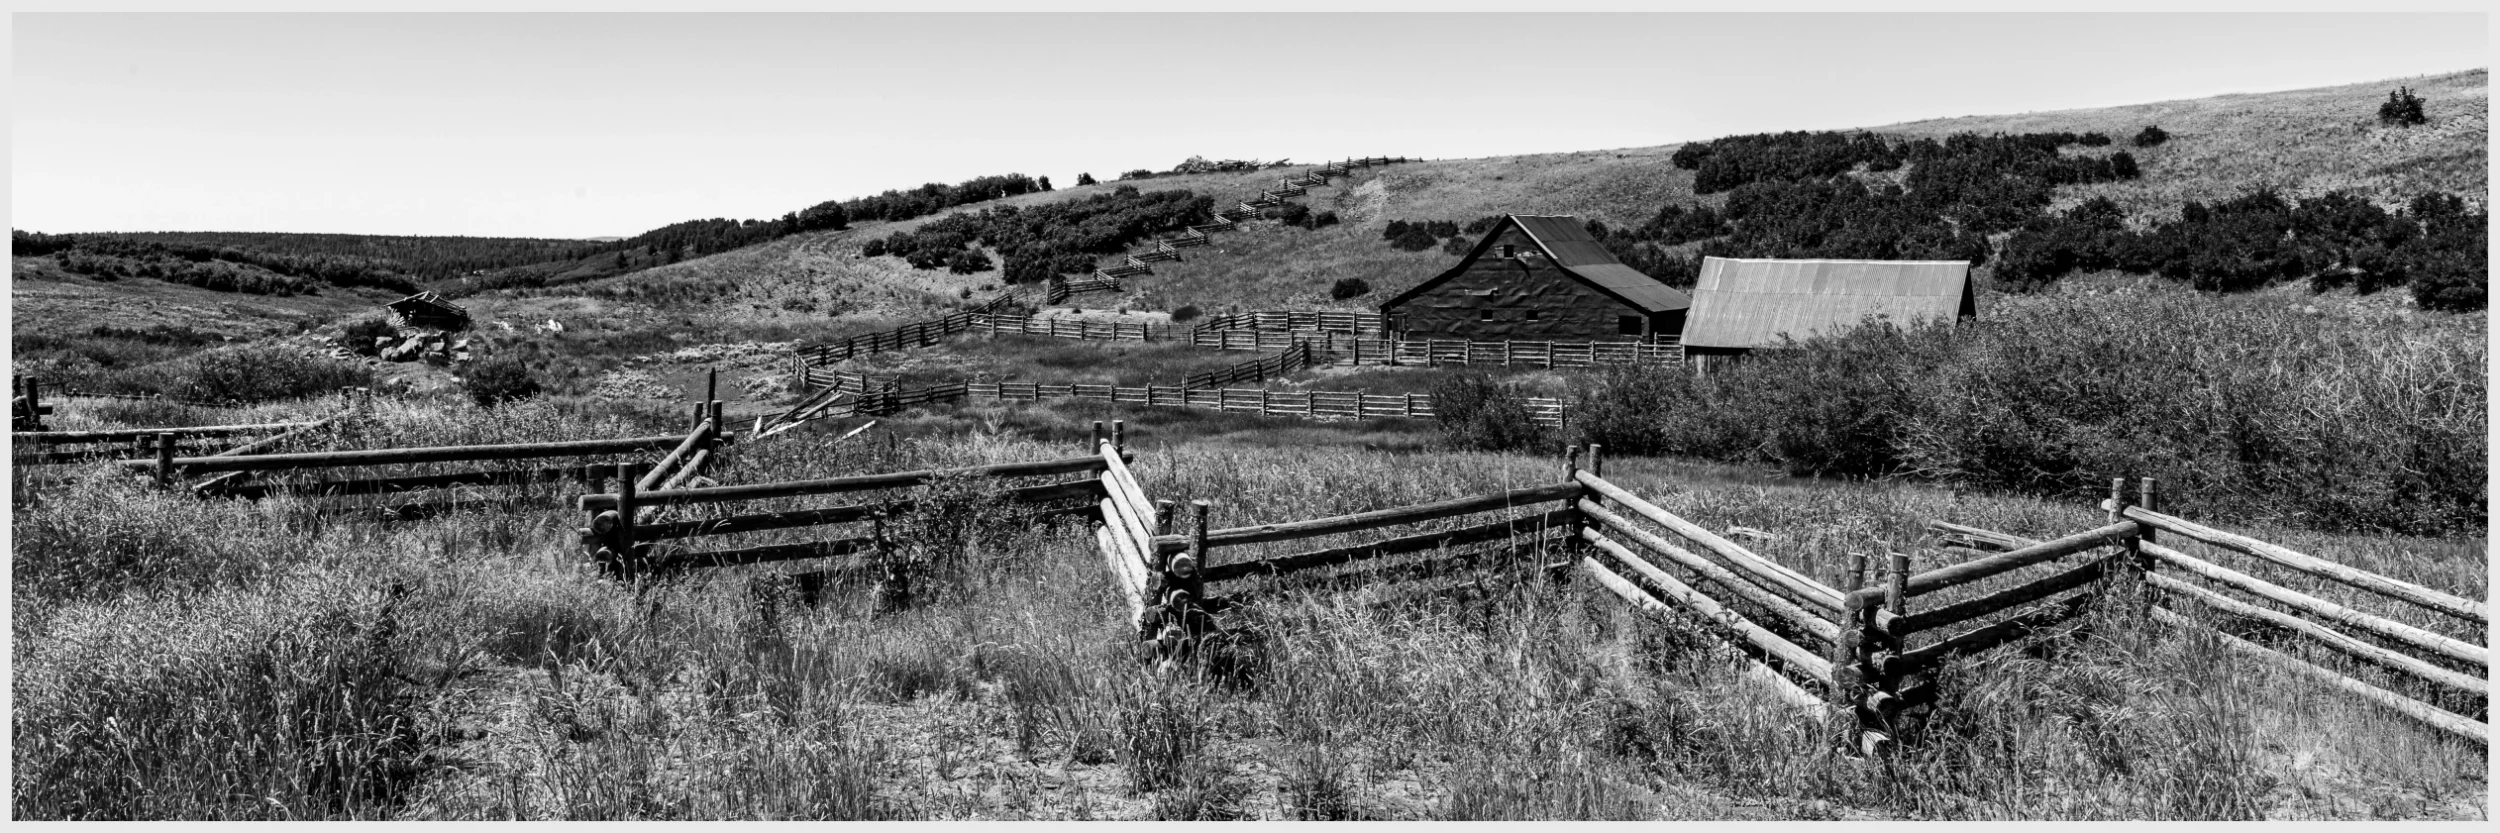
[1573,290,2485,536]
[14,404,2484,819]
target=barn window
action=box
[1617,315,1643,335]
[1480,310,1497,322]
[1525,310,1542,321]
[1500,244,1517,258]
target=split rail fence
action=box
[1087,442,2488,755]
[574,439,1118,597]
[154,401,732,520]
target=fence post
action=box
[1092,420,1105,450]
[608,462,641,579]
[1112,419,1126,453]
[153,432,177,488]
[1405,393,1420,418]
[1260,389,1272,417]
[705,367,718,407]
[873,511,911,614]
[1866,552,1912,756]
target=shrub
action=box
[2133,125,2169,147]
[2078,132,2112,147]
[1275,202,1312,228]
[340,317,398,357]
[149,345,374,404]
[1429,372,1547,453]
[1329,278,1372,300]
[1381,220,1412,242]
[945,249,994,274]
[460,355,543,407]
[1389,226,1440,252]
[2110,151,2140,179]
[1309,210,1341,229]
[1170,304,1202,323]
[1121,169,1158,180]
[1076,172,1098,186]
[1441,236,1471,256]
[1425,220,1459,239]
[2377,86,2428,127]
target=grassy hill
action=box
[494,70,2482,330]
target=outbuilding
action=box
[386,291,471,331]
[1379,214,1690,342]
[1679,256,1974,367]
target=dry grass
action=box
[13,402,2486,819]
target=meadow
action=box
[12,401,2486,819]
[13,68,2489,821]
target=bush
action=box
[2377,86,2428,127]
[340,317,398,357]
[1076,172,1098,186]
[2078,132,2112,147]
[945,249,994,274]
[1573,294,2485,535]
[2110,151,2140,179]
[149,345,374,404]
[1441,236,1471,256]
[1170,304,1202,324]
[1382,220,1412,242]
[1309,210,1341,229]
[1275,202,1311,228]
[460,356,543,407]
[2133,125,2169,147]
[1389,226,1440,252]
[1429,373,1548,453]
[1329,278,1372,300]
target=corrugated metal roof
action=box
[1680,257,1971,349]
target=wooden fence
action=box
[1047,275,1124,305]
[777,375,1547,425]
[575,438,1116,586]
[1920,479,2487,744]
[1183,342,1315,389]
[141,403,731,519]
[1089,444,2488,755]
[1192,310,1386,334]
[1184,330,1682,369]
[1095,432,1577,646]
[14,378,53,431]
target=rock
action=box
[381,340,424,362]
[421,351,450,366]
[374,337,395,350]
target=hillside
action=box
[491,70,2483,328]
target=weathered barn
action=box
[1680,256,1974,362]
[386,291,470,331]
[1379,214,1690,342]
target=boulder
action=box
[381,340,424,362]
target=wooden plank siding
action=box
[1385,225,1683,342]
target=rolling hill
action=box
[483,69,2485,333]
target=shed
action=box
[1379,214,1690,342]
[1680,257,1973,359]
[386,291,470,331]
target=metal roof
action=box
[1680,257,1972,349]
[1382,214,1691,314]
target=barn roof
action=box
[1679,257,1973,350]
[1381,214,1691,314]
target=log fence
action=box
[148,398,734,520]
[1924,478,2488,746]
[577,433,1119,590]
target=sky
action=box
[10,13,2488,240]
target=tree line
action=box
[12,230,419,297]
[864,185,1215,284]
[1996,189,2487,311]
